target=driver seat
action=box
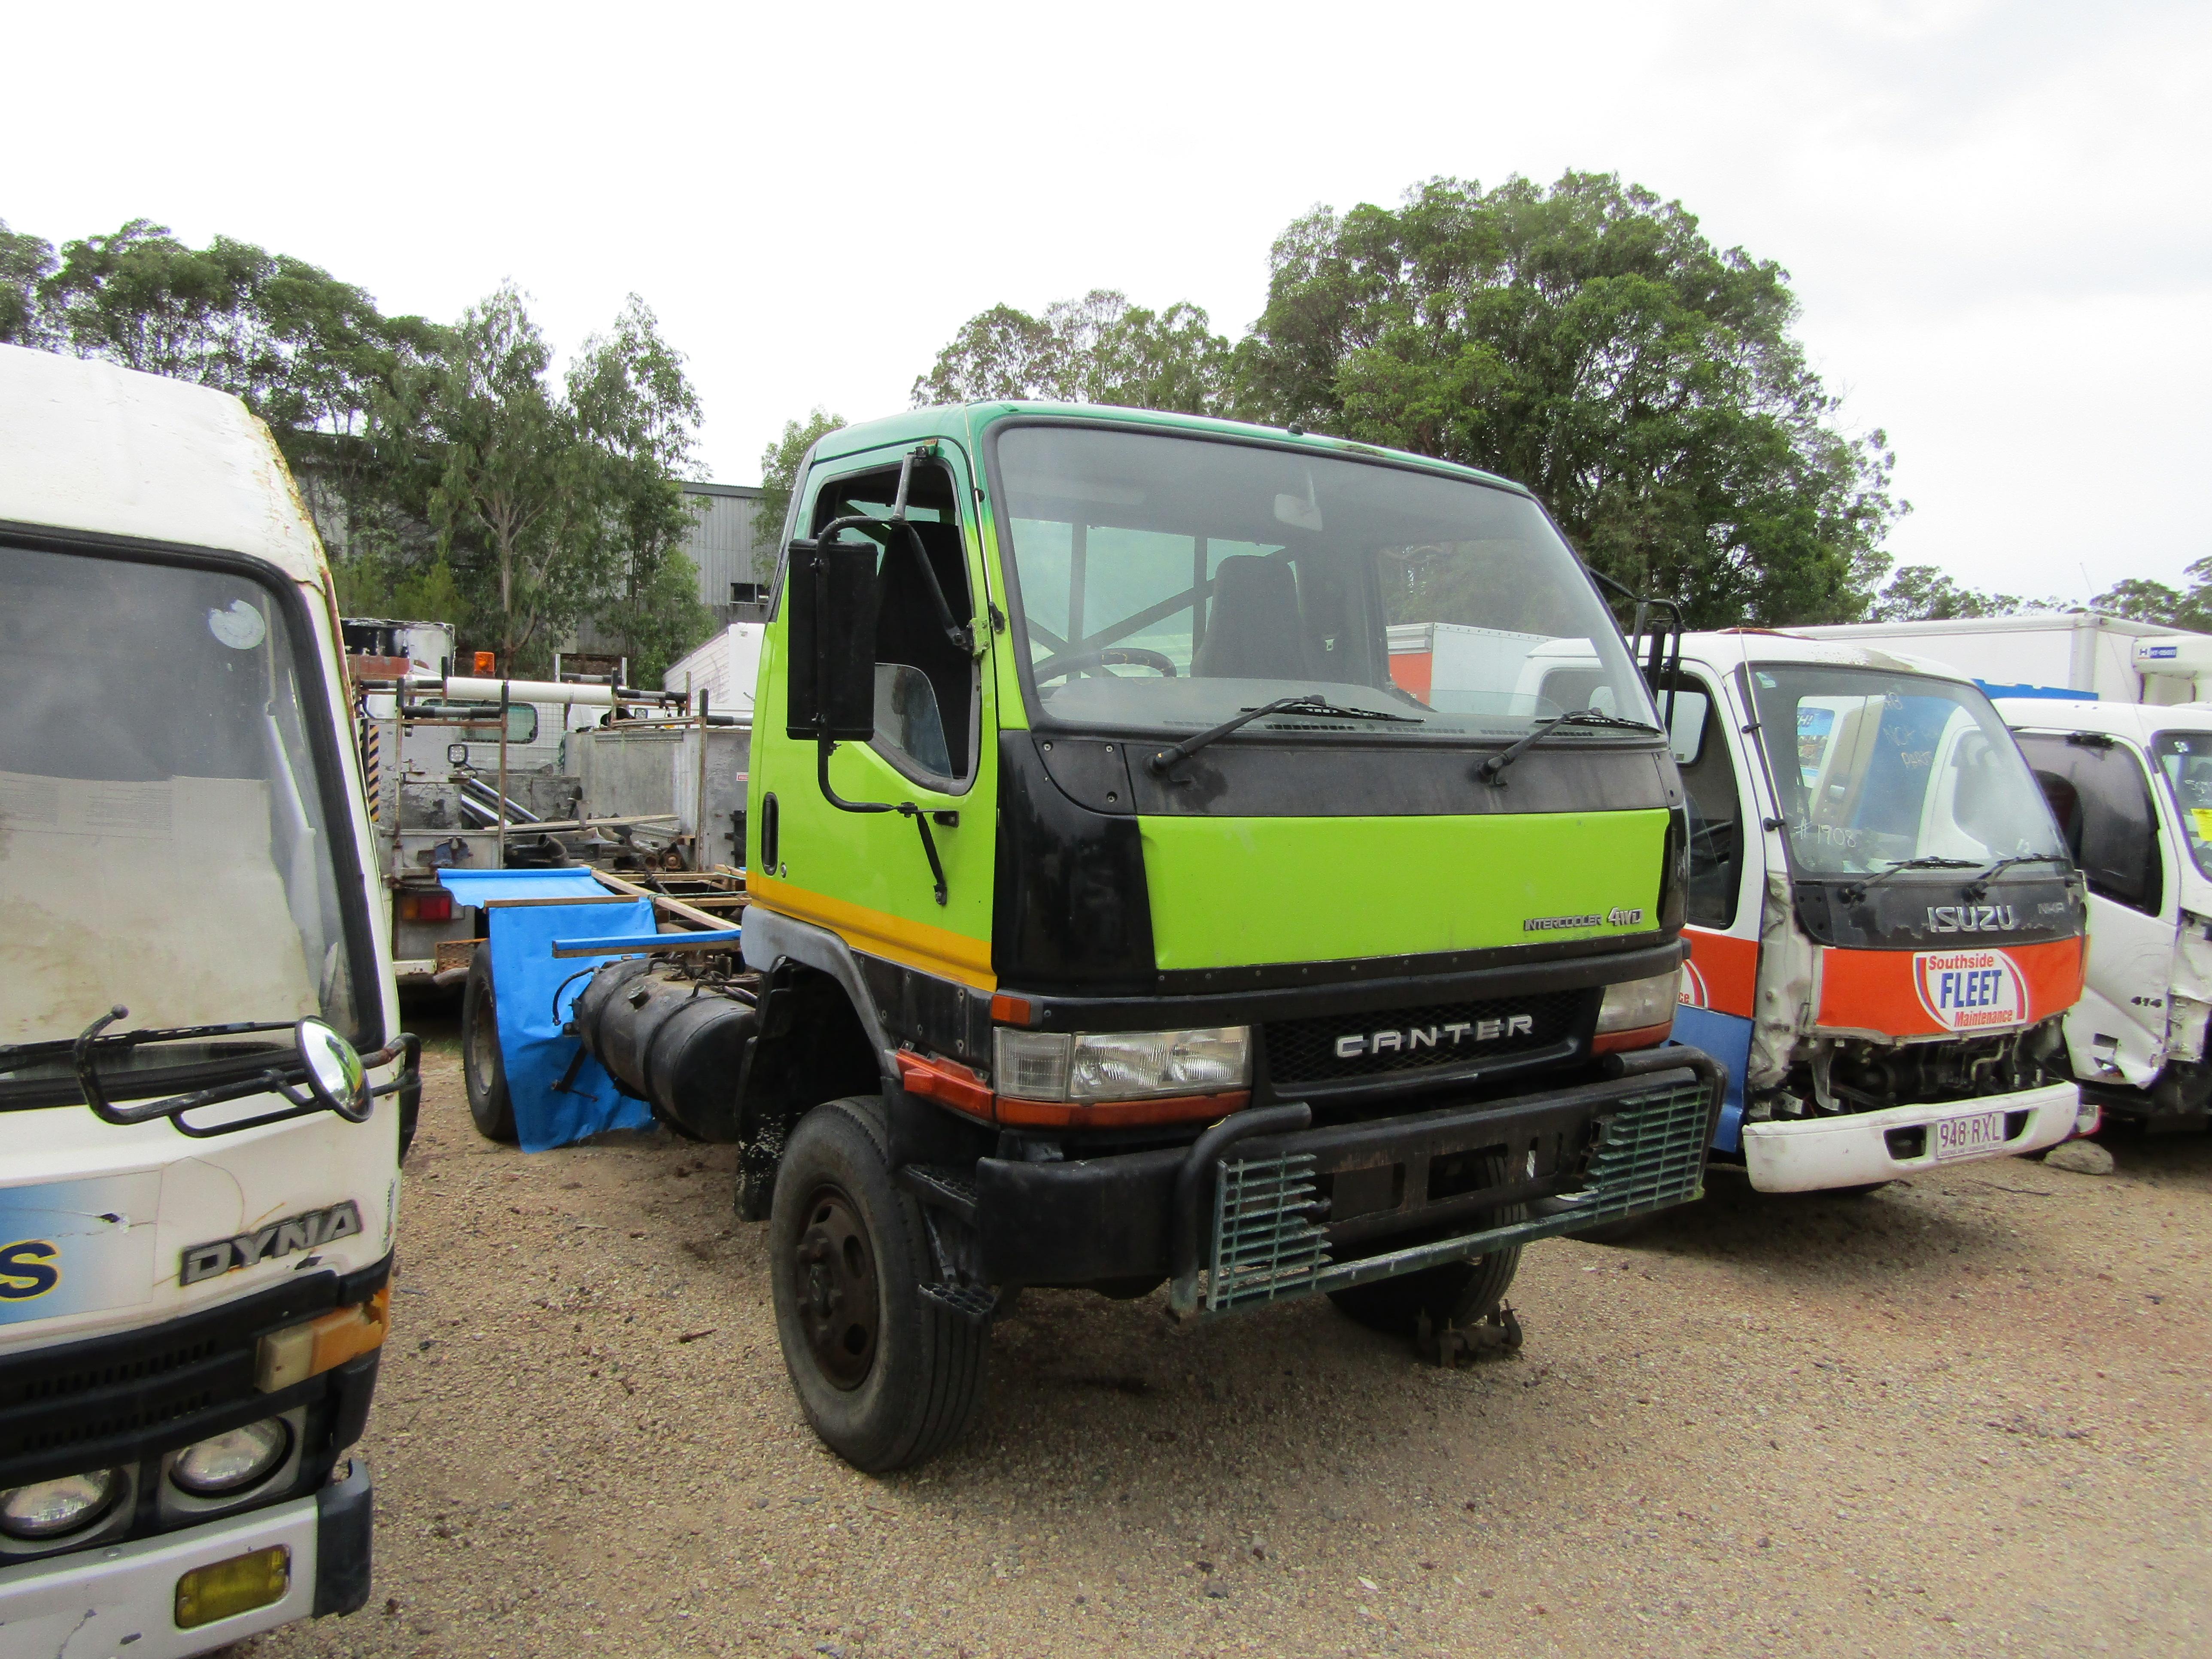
[1192,556,1313,681]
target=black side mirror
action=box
[785,535,879,742]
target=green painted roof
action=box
[817,401,1529,495]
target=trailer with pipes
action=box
[340,634,747,985]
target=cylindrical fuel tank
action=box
[571,958,756,1141]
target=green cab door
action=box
[749,434,1002,991]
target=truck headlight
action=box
[1594,971,1679,1054]
[994,1027,1252,1102]
[171,1418,291,1496]
[0,1469,121,1539]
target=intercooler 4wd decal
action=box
[1914,949,2028,1031]
[1814,936,2084,1037]
[179,1200,364,1285]
[0,1173,161,1325]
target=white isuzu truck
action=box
[0,346,414,1654]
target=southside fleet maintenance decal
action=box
[1914,948,2028,1032]
[0,1173,161,1325]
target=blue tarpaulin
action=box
[436,867,615,906]
[438,869,657,1152]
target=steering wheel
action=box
[1036,646,1179,683]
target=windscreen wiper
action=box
[1146,694,1422,778]
[0,1018,294,1076]
[1834,856,1981,904]
[1963,852,2073,900]
[1477,708,1661,785]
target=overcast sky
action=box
[6,0,2205,602]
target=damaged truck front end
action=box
[1667,639,2088,1192]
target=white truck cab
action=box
[1996,697,2212,1131]
[0,345,412,1655]
[1522,632,2087,1194]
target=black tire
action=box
[769,1099,987,1471]
[461,945,517,1144]
[1328,1151,1524,1337]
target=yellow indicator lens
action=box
[174,1544,290,1629]
[254,1287,391,1392]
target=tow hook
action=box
[1416,1303,1524,1368]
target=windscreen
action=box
[993,426,1653,738]
[2152,731,2212,879]
[1746,663,2066,878]
[0,543,362,1082]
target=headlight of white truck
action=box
[171,1418,291,1496]
[0,1469,121,1539]
[994,1027,1252,1101]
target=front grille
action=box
[1562,1078,1714,1223]
[0,1273,337,1472]
[1264,990,1588,1085]
[8,1335,224,1409]
[1197,1072,1714,1317]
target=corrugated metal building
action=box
[682,481,772,624]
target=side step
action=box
[918,1279,998,1325]
[898,1163,978,1224]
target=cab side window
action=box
[809,460,976,787]
[1664,684,1742,928]
[2014,735,2162,915]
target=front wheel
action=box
[769,1099,987,1471]
[461,945,517,1144]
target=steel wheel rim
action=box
[793,1183,879,1390]
[467,1000,495,1094]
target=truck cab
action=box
[1644,634,2087,1190]
[0,346,412,1655]
[587,403,1726,1469]
[1996,697,2212,1131]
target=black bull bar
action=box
[966,1046,1725,1319]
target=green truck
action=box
[550,402,1722,1469]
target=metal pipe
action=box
[694,687,711,871]
[416,674,686,708]
[496,678,510,869]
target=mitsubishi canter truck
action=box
[526,403,1726,1470]
[0,345,414,1655]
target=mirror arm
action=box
[815,739,951,906]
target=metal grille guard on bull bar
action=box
[1166,1047,1725,1318]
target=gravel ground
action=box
[244,1020,2212,1659]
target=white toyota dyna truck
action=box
[0,346,415,1654]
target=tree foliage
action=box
[0,220,57,347]
[2088,562,2212,632]
[3,213,714,681]
[568,298,712,678]
[754,407,846,550]
[1866,565,2061,622]
[386,285,710,678]
[1234,173,1903,627]
[912,290,1234,416]
[6,218,447,497]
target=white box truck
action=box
[1794,613,2212,705]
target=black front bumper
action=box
[964,1048,1723,1311]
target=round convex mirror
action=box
[295,1019,372,1119]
